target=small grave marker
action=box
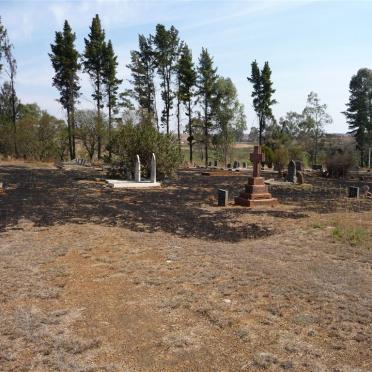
[218,189,228,206]
[348,186,359,198]
[287,160,297,183]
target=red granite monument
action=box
[235,145,278,207]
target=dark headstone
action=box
[242,162,247,168]
[348,186,359,198]
[218,189,228,206]
[227,163,231,169]
[237,161,240,168]
[233,161,238,169]
[287,160,297,183]
[214,160,218,167]
[208,161,212,167]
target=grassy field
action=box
[181,143,254,166]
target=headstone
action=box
[242,162,247,168]
[135,155,141,182]
[296,171,304,185]
[237,161,240,168]
[218,189,228,206]
[233,161,238,169]
[235,145,278,208]
[348,186,359,198]
[287,160,297,183]
[214,160,218,167]
[295,160,303,171]
[227,163,231,169]
[150,153,156,183]
[208,161,212,167]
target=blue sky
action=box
[1,0,371,133]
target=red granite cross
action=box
[250,145,265,177]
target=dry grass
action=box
[0,162,371,371]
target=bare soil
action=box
[0,162,371,371]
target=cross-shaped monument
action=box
[250,145,265,178]
[235,145,278,208]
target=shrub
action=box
[110,118,182,179]
[325,148,357,177]
[273,146,289,173]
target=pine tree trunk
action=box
[67,107,73,160]
[10,77,18,157]
[204,98,208,168]
[177,95,181,154]
[188,100,193,163]
[108,90,112,161]
[97,75,102,160]
[71,104,76,159]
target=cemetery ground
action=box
[0,162,371,371]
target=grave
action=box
[348,186,359,198]
[287,160,297,183]
[235,145,278,207]
[106,153,161,189]
[218,189,228,206]
[214,160,218,167]
[242,162,247,168]
[233,160,238,169]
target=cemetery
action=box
[0,2,372,371]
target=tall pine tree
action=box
[103,39,122,160]
[153,24,180,134]
[127,34,158,127]
[50,20,80,159]
[83,14,106,159]
[197,48,218,167]
[248,60,276,145]
[177,43,196,162]
[344,68,372,166]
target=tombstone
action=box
[150,153,156,183]
[287,160,297,183]
[296,171,304,185]
[208,161,212,167]
[214,160,218,167]
[227,163,231,169]
[237,161,240,168]
[235,145,278,207]
[233,161,238,169]
[295,160,303,171]
[242,162,247,168]
[134,155,141,182]
[348,186,359,198]
[218,189,228,206]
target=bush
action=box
[325,149,357,177]
[110,118,182,179]
[273,146,289,173]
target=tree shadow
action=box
[0,166,371,242]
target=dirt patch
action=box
[0,163,371,371]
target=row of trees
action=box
[49,16,247,166]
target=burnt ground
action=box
[0,162,371,371]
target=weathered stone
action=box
[287,160,297,183]
[235,145,278,208]
[218,189,228,206]
[150,153,156,183]
[296,171,304,184]
[348,186,359,198]
[135,155,141,182]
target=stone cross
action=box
[250,145,265,177]
[135,155,141,182]
[150,153,156,183]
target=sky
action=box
[1,0,371,133]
